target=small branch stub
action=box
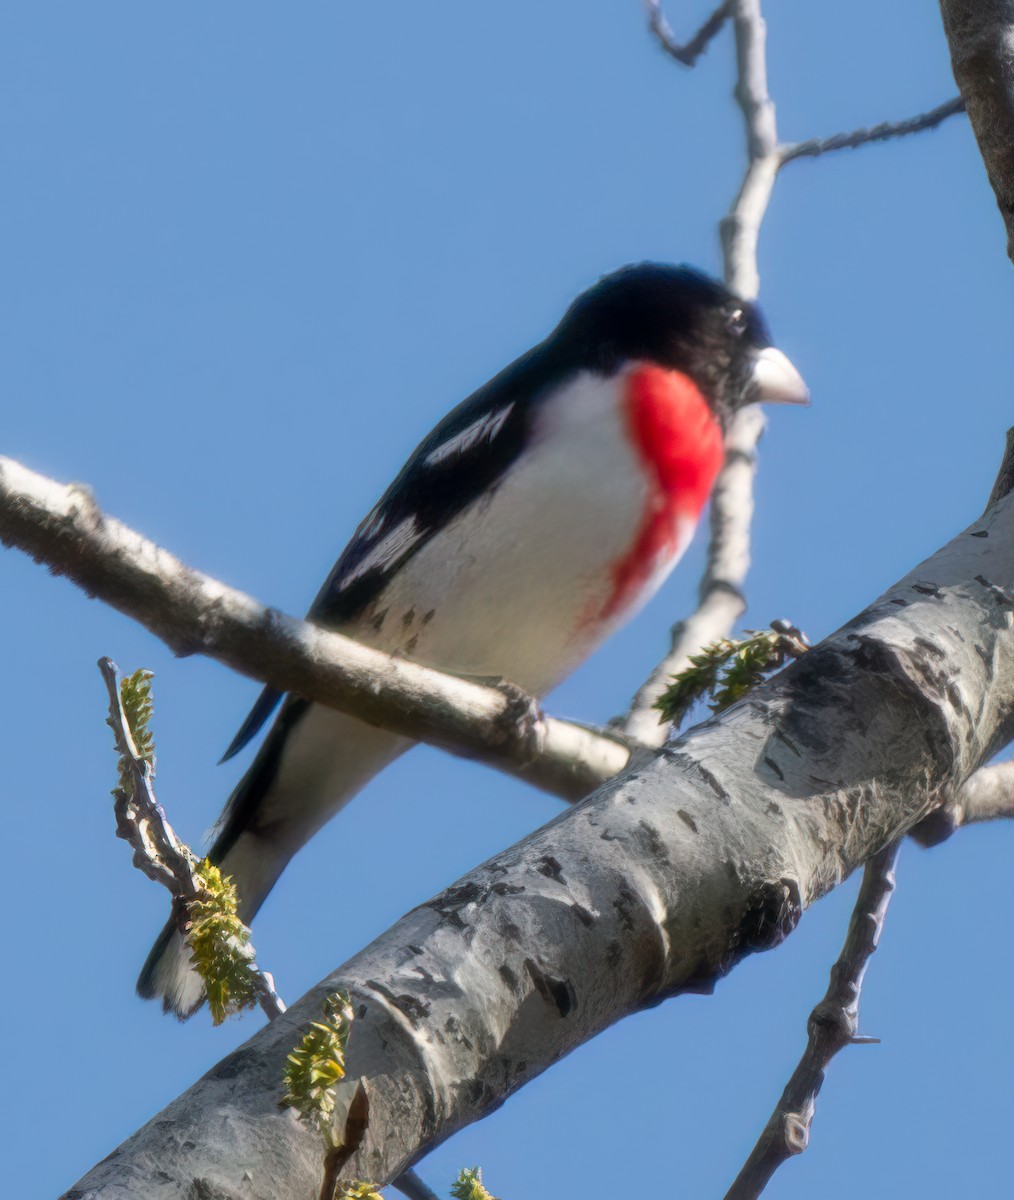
[780,96,965,164]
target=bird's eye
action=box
[727,307,747,337]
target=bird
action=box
[138,262,808,1018]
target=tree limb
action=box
[60,430,1014,1198]
[0,455,631,802]
[939,0,1014,263]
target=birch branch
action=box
[624,0,776,743]
[939,0,1014,263]
[0,455,631,802]
[724,842,900,1200]
[646,0,730,66]
[61,431,1014,1198]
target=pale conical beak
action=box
[749,346,810,406]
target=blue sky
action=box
[3,3,1013,1197]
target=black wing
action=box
[220,683,285,763]
[221,339,575,761]
[308,340,574,626]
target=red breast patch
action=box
[598,365,724,622]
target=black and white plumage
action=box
[138,263,808,1018]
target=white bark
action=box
[63,443,1014,1198]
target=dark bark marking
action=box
[698,762,731,803]
[537,855,566,884]
[187,1181,242,1200]
[677,809,698,833]
[663,750,731,803]
[571,903,596,928]
[736,877,802,955]
[773,729,801,756]
[976,574,1014,608]
[365,980,431,1027]
[491,880,525,896]
[637,819,665,858]
[498,963,518,989]
[913,636,946,660]
[427,881,483,928]
[911,582,942,597]
[763,755,785,781]
[613,882,638,932]
[524,958,577,1018]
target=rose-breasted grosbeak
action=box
[139,262,808,1017]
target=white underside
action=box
[150,368,703,1014]
[246,368,701,847]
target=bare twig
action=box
[625,0,778,743]
[646,0,730,66]
[780,96,965,164]
[724,841,901,1200]
[392,1169,442,1200]
[99,656,286,1021]
[0,456,631,802]
[627,6,968,749]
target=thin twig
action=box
[99,656,286,1021]
[392,1169,442,1200]
[625,0,778,744]
[627,11,967,749]
[646,0,730,66]
[724,841,901,1200]
[780,96,965,164]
